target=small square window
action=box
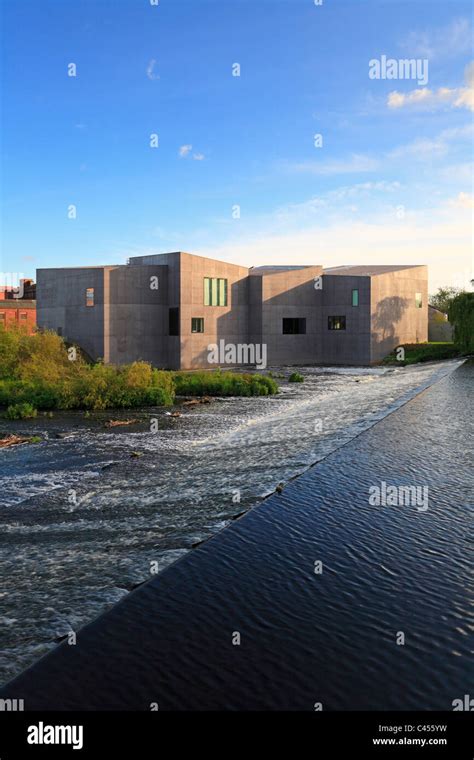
[0,313,5,320]
[415,292,422,309]
[20,312,27,319]
[86,288,94,307]
[328,316,346,330]
[191,317,204,333]
[352,289,359,307]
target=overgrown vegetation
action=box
[0,329,278,413]
[448,292,474,354]
[5,402,38,420]
[288,372,304,383]
[429,286,465,314]
[382,342,461,366]
[173,369,278,397]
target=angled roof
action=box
[249,265,319,276]
[323,264,424,276]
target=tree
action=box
[429,286,465,314]
[448,293,474,353]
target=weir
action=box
[0,362,471,710]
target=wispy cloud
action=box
[178,145,205,160]
[146,59,160,81]
[388,61,474,112]
[399,17,472,59]
[286,154,380,176]
[179,144,193,157]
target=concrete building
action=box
[36,253,428,368]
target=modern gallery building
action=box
[36,252,427,368]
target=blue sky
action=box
[1,0,473,291]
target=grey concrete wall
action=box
[36,267,106,360]
[105,265,169,366]
[256,267,324,365]
[370,266,428,362]
[321,275,372,365]
[179,252,250,369]
[128,252,181,368]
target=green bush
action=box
[173,371,278,397]
[0,329,277,410]
[288,372,304,383]
[448,292,474,354]
[5,402,38,420]
[382,342,460,365]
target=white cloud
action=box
[399,18,472,59]
[388,61,474,112]
[196,199,472,292]
[193,153,205,161]
[449,192,474,209]
[179,144,193,158]
[146,59,160,81]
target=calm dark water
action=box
[1,361,472,709]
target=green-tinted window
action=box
[352,289,359,307]
[415,292,422,309]
[204,278,211,306]
[211,278,218,306]
[204,277,228,306]
[218,278,228,306]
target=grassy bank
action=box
[173,370,277,397]
[0,329,278,416]
[382,342,461,366]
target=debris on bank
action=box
[0,434,41,448]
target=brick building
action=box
[0,279,37,334]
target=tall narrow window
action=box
[204,278,211,306]
[169,307,180,336]
[328,316,346,330]
[211,278,218,306]
[415,293,422,309]
[352,289,359,307]
[218,278,228,306]
[86,288,94,307]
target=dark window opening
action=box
[169,307,180,336]
[191,317,204,333]
[282,318,306,335]
[328,316,346,330]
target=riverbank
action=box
[1,359,471,709]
